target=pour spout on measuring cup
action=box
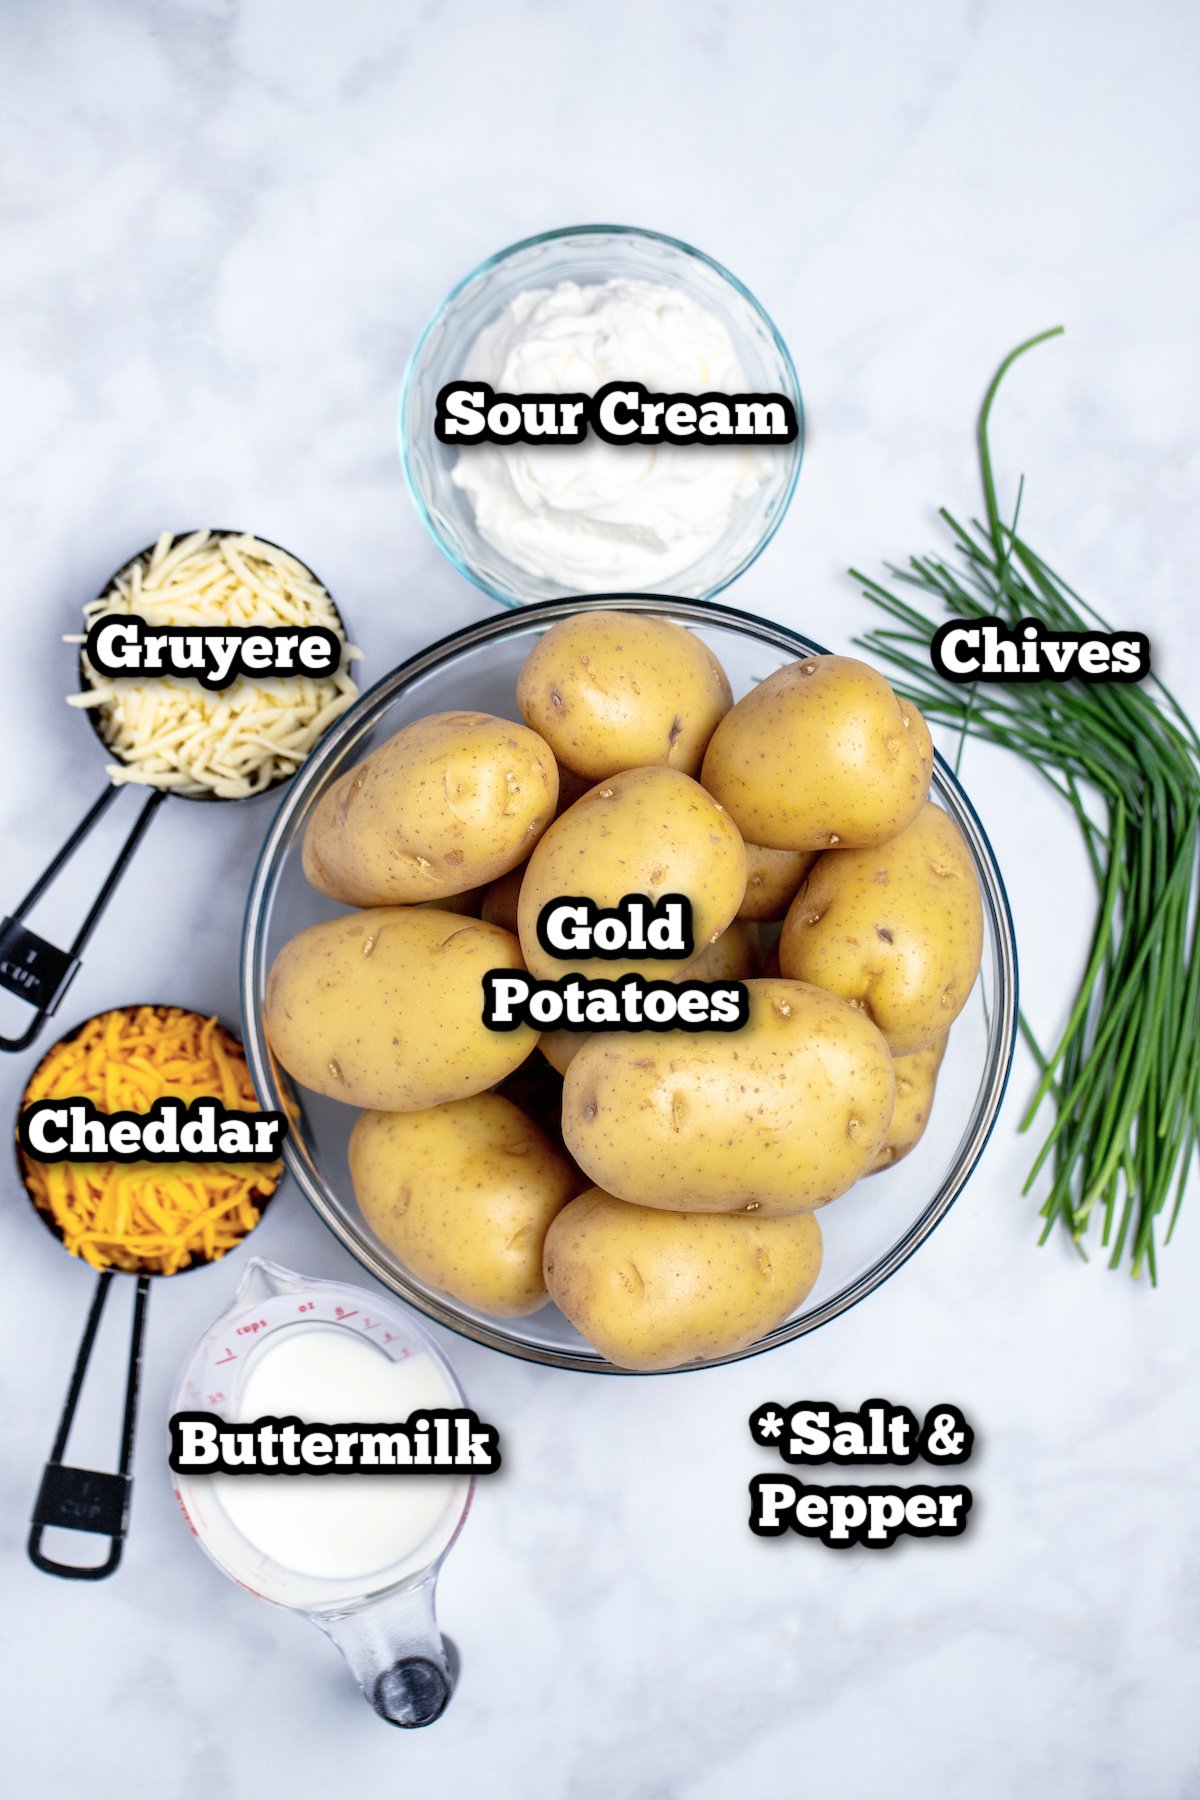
[231,1255,306,1310]
[314,1571,457,1727]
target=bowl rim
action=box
[397,223,805,609]
[240,593,1019,1375]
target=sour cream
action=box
[212,1325,460,1583]
[452,278,772,590]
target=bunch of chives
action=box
[853,330,1200,1279]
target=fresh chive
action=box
[853,332,1200,1280]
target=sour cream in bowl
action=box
[399,226,803,607]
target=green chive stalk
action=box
[853,330,1200,1279]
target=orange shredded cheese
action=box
[18,1006,280,1276]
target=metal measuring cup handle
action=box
[27,1271,150,1580]
[0,788,165,1053]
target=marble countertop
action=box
[2,3,1198,1795]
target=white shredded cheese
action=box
[67,531,361,798]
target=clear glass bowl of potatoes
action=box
[241,597,1017,1374]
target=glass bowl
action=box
[398,225,803,608]
[241,597,1018,1374]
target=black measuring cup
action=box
[0,532,349,1052]
[17,1004,282,1580]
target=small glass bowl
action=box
[398,225,804,608]
[240,597,1018,1375]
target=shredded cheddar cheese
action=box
[19,1006,280,1275]
[67,531,361,798]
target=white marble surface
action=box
[2,2,1199,1794]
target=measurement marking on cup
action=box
[214,1348,237,1365]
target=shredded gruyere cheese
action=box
[67,531,361,798]
[19,1006,280,1275]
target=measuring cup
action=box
[0,531,348,1052]
[17,1005,280,1580]
[171,1260,473,1729]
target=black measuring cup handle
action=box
[28,1270,151,1580]
[0,785,166,1052]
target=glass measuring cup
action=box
[18,1004,280,1579]
[171,1259,473,1729]
[0,531,350,1052]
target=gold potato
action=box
[303,711,558,906]
[538,930,751,1058]
[517,611,732,781]
[416,885,485,917]
[495,1055,573,1156]
[870,1037,947,1172]
[561,978,895,1215]
[539,1030,589,1078]
[674,919,760,982]
[480,863,525,934]
[350,1095,580,1316]
[554,763,592,814]
[737,844,817,922]
[779,802,983,1055]
[265,908,538,1110]
[701,654,934,850]
[543,1187,823,1371]
[517,766,747,982]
